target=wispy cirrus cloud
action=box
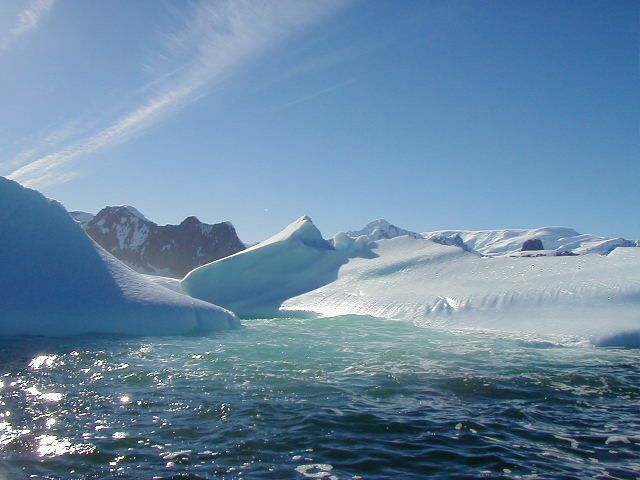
[1,0,55,50]
[283,77,359,109]
[7,0,348,188]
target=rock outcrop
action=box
[521,238,545,251]
[73,207,245,278]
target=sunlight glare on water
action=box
[0,315,638,479]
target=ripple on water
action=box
[0,316,638,479]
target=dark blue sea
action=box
[0,316,638,479]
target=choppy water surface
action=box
[0,316,638,479]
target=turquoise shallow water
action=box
[0,316,638,479]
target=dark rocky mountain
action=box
[521,238,545,251]
[71,206,245,278]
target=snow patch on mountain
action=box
[121,205,149,222]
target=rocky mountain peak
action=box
[72,207,245,278]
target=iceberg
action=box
[182,215,640,345]
[181,216,371,316]
[0,177,239,336]
[283,235,640,346]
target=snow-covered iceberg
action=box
[0,177,239,336]
[181,214,640,346]
[182,216,371,316]
[283,235,640,347]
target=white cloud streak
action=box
[7,0,347,188]
[283,77,359,108]
[1,0,55,49]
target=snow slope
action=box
[423,227,636,256]
[144,274,184,294]
[182,216,371,316]
[0,177,239,336]
[282,236,640,347]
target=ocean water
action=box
[0,316,638,479]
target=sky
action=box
[0,0,638,242]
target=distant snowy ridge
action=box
[346,219,421,241]
[182,216,372,316]
[72,207,245,278]
[0,177,239,336]
[423,227,636,257]
[346,219,636,257]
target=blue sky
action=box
[1,0,638,242]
